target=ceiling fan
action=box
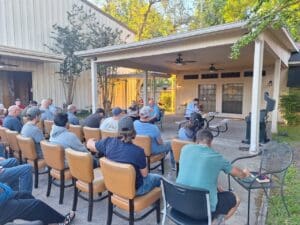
[209,63,223,72]
[168,53,196,66]
[0,56,18,68]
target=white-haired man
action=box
[67,104,79,125]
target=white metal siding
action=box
[0,0,134,52]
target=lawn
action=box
[266,124,300,225]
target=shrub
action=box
[280,88,300,125]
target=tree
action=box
[101,0,175,40]
[47,4,122,106]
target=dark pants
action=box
[0,192,65,225]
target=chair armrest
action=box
[231,151,262,164]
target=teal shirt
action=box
[176,144,232,212]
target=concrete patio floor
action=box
[32,114,266,225]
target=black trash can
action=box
[244,110,268,144]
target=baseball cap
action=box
[118,116,134,134]
[26,106,41,119]
[139,106,151,118]
[112,107,122,116]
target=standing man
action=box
[177,130,250,220]
[21,107,44,159]
[67,104,80,125]
[3,105,22,132]
[184,98,200,120]
[87,116,161,196]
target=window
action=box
[221,72,240,78]
[183,74,199,80]
[222,83,243,114]
[201,73,218,79]
[198,84,216,112]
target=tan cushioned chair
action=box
[5,129,22,163]
[171,139,193,176]
[133,135,165,174]
[69,124,84,142]
[43,120,53,139]
[16,135,46,188]
[100,157,161,225]
[0,126,10,158]
[83,127,101,141]
[40,140,72,204]
[100,130,119,139]
[65,148,106,221]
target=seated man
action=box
[133,106,175,169]
[184,98,200,120]
[21,107,44,159]
[100,107,123,132]
[127,100,139,121]
[0,182,75,225]
[148,98,161,123]
[87,116,161,196]
[176,130,250,220]
[178,112,205,142]
[67,104,80,125]
[82,108,105,128]
[40,99,54,121]
[50,113,98,167]
[3,105,22,132]
[0,157,32,193]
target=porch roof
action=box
[0,45,64,63]
[76,21,298,74]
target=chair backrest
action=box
[5,130,20,151]
[16,135,37,160]
[260,142,294,176]
[100,157,136,199]
[0,126,8,143]
[69,124,84,142]
[36,120,44,132]
[101,130,119,139]
[43,120,54,137]
[83,127,101,141]
[40,140,65,170]
[162,177,211,222]
[171,139,193,163]
[132,135,152,156]
[65,148,94,183]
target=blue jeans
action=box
[0,158,33,193]
[136,173,161,196]
[152,141,175,167]
[0,144,4,157]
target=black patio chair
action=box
[228,141,294,225]
[162,177,221,225]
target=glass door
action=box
[198,84,216,112]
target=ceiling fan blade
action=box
[182,60,196,63]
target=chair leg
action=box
[280,185,290,216]
[18,152,22,164]
[247,190,251,225]
[147,157,151,172]
[46,168,52,197]
[59,171,65,204]
[156,199,161,224]
[161,159,164,175]
[72,179,78,211]
[88,183,93,221]
[129,199,134,225]
[34,160,39,188]
[176,162,179,177]
[106,192,113,225]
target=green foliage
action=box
[272,124,300,143]
[47,4,122,105]
[280,89,300,125]
[101,0,175,40]
[159,91,172,111]
[267,165,300,225]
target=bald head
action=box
[8,105,21,117]
[67,104,77,113]
[41,99,50,109]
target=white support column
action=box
[143,71,148,104]
[153,75,156,101]
[271,59,281,133]
[91,59,98,113]
[250,39,264,154]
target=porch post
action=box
[91,59,98,113]
[153,75,156,101]
[250,38,264,154]
[271,59,281,133]
[143,71,148,104]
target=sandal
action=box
[63,211,75,225]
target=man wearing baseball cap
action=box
[87,116,161,196]
[21,106,45,159]
[100,107,124,132]
[134,106,175,169]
